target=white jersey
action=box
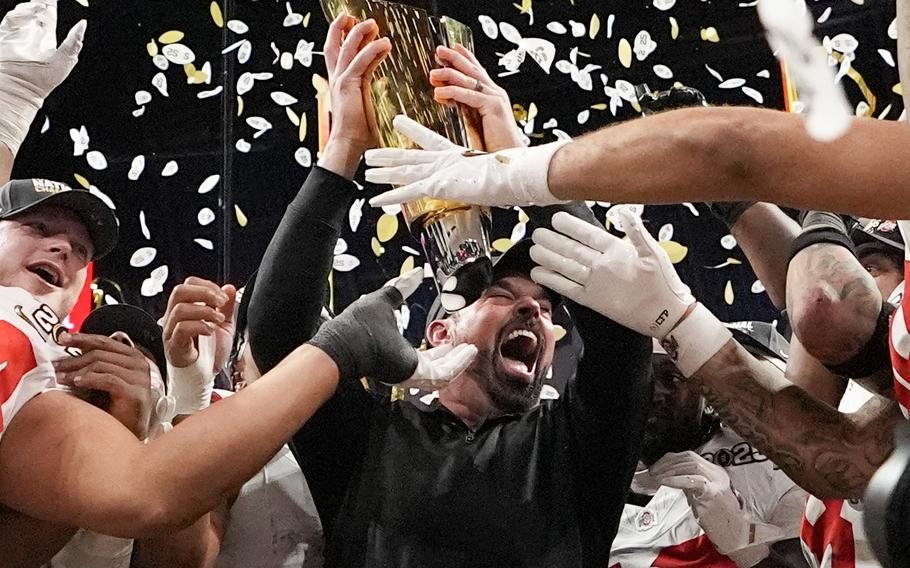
[0,285,77,441]
[610,425,806,567]
[211,390,324,568]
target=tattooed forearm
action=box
[691,340,899,500]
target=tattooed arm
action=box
[786,243,882,366]
[690,340,901,500]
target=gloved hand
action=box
[650,451,783,565]
[309,268,478,385]
[366,114,569,207]
[0,1,87,155]
[167,332,217,416]
[529,208,731,376]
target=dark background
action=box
[4,0,901,335]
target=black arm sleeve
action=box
[525,202,652,564]
[247,166,357,373]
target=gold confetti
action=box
[286,108,300,126]
[371,237,383,257]
[210,2,225,28]
[619,38,632,68]
[512,103,528,122]
[589,14,600,40]
[708,258,743,269]
[303,12,312,27]
[893,83,903,95]
[518,209,530,224]
[553,325,567,342]
[400,256,415,276]
[146,40,159,57]
[658,241,688,264]
[670,17,679,40]
[590,103,608,110]
[492,238,515,253]
[299,112,307,142]
[159,31,185,45]
[234,204,248,227]
[724,280,735,305]
[513,0,533,17]
[73,173,90,189]
[700,27,720,43]
[377,214,399,243]
[75,0,88,6]
[237,96,244,117]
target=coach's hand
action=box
[54,332,153,439]
[309,268,477,385]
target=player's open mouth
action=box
[498,326,541,382]
[27,262,63,288]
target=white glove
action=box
[0,1,86,155]
[397,343,478,391]
[167,331,216,415]
[366,114,569,207]
[529,208,731,376]
[650,451,783,565]
[757,0,850,142]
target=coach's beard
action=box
[469,345,547,414]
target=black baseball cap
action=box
[851,218,905,255]
[81,304,167,380]
[426,239,563,328]
[0,178,118,259]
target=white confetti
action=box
[479,15,499,39]
[577,110,590,124]
[283,2,303,26]
[653,0,676,10]
[130,247,157,268]
[634,30,657,61]
[237,72,255,95]
[381,204,402,216]
[162,43,195,65]
[246,116,273,138]
[198,174,220,194]
[658,224,674,242]
[607,14,615,38]
[569,20,585,37]
[86,150,107,170]
[227,19,249,34]
[198,207,216,226]
[756,69,771,78]
[132,107,146,118]
[856,101,870,116]
[69,126,89,157]
[294,147,312,167]
[152,72,169,97]
[236,138,251,153]
[751,280,766,293]
[333,254,360,272]
[128,155,145,181]
[280,52,294,70]
[89,186,116,210]
[334,238,348,256]
[349,198,364,232]
[879,49,896,67]
[817,6,832,23]
[546,21,567,35]
[150,265,169,283]
[135,90,152,106]
[705,64,724,82]
[510,223,527,242]
[542,118,558,128]
[402,246,421,256]
[238,40,252,64]
[721,235,738,250]
[194,238,214,250]
[742,86,764,103]
[161,160,179,177]
[653,64,673,79]
[139,211,151,240]
[198,86,223,99]
[152,54,169,70]
[271,91,298,106]
[889,18,898,40]
[141,277,163,297]
[294,40,314,67]
[41,116,49,133]
[719,78,746,89]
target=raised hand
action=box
[0,0,87,155]
[430,44,524,152]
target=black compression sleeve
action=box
[247,166,358,373]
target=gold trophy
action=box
[321,0,493,311]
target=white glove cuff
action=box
[660,303,732,377]
[167,334,216,415]
[0,78,41,156]
[501,140,571,205]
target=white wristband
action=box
[501,140,571,206]
[660,303,732,377]
[167,333,216,415]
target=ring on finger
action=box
[473,78,484,93]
